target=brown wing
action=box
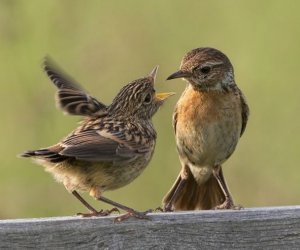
[172,105,178,134]
[58,128,150,162]
[43,56,106,117]
[235,86,249,137]
[22,127,150,164]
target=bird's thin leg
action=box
[163,178,187,212]
[72,191,98,213]
[97,196,152,222]
[212,166,241,210]
[72,191,119,216]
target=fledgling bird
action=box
[163,47,249,211]
[21,57,174,221]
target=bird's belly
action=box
[176,106,242,167]
[101,156,151,191]
[44,154,151,193]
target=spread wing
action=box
[43,56,107,117]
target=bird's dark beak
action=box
[166,70,192,80]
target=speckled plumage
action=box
[163,47,249,211]
[21,57,174,219]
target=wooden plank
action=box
[0,206,300,249]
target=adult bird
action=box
[163,48,249,211]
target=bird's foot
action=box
[77,207,120,217]
[135,207,162,213]
[214,199,243,210]
[162,204,174,212]
[114,209,152,222]
[154,207,164,212]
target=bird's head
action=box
[167,47,235,91]
[109,66,175,120]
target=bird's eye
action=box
[144,93,152,104]
[200,66,211,74]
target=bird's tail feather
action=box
[19,148,67,163]
[163,169,225,210]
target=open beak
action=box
[155,92,176,101]
[149,65,159,82]
[166,70,192,80]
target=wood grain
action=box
[1,206,299,249]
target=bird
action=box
[20,57,174,221]
[162,47,249,211]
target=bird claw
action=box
[214,199,243,210]
[114,210,152,223]
[230,204,243,210]
[154,207,164,212]
[162,205,174,212]
[77,207,120,217]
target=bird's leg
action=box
[97,196,152,222]
[163,178,187,212]
[72,191,120,217]
[163,165,189,212]
[212,166,241,210]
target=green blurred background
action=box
[0,0,299,219]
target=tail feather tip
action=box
[18,151,36,158]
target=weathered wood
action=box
[0,206,299,249]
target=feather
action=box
[43,56,106,117]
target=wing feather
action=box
[235,87,249,137]
[59,129,149,162]
[43,56,106,117]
